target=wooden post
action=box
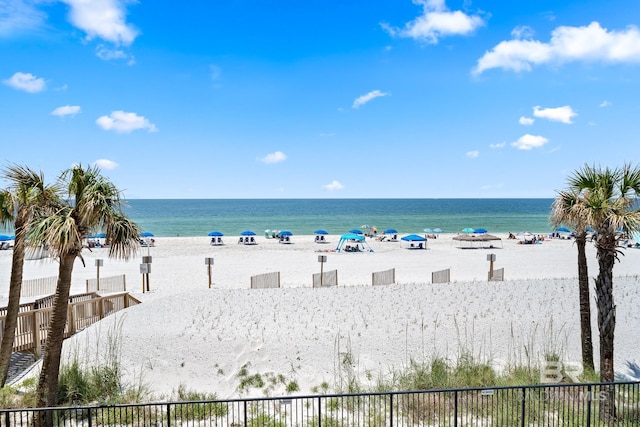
[487,253,496,281]
[205,258,214,288]
[95,259,103,291]
[98,297,105,319]
[318,255,327,287]
[67,305,76,335]
[32,310,41,357]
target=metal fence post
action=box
[521,387,526,427]
[389,393,393,427]
[167,403,171,427]
[244,401,248,427]
[586,384,592,426]
[454,390,458,427]
[318,396,322,427]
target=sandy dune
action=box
[1,233,639,398]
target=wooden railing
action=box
[0,292,141,356]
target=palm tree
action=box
[566,163,640,421]
[0,165,58,387]
[550,191,594,373]
[27,164,140,411]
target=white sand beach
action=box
[1,233,640,399]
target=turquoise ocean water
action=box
[123,199,556,237]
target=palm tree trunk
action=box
[596,243,616,421]
[0,215,27,386]
[35,253,76,411]
[575,234,594,372]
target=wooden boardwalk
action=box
[0,292,141,357]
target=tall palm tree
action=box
[567,163,640,421]
[550,190,594,373]
[27,164,140,411]
[0,165,58,387]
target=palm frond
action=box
[27,206,83,258]
[0,190,16,227]
[106,214,141,259]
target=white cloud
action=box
[490,142,506,149]
[511,25,535,40]
[600,100,612,107]
[533,105,577,124]
[96,46,135,64]
[474,21,640,74]
[382,0,484,44]
[51,105,81,117]
[466,150,479,158]
[61,0,138,45]
[3,71,45,93]
[94,159,118,170]
[319,132,335,137]
[519,116,534,125]
[511,134,549,150]
[323,180,344,191]
[0,0,47,37]
[352,90,388,109]
[259,151,287,164]
[96,111,157,133]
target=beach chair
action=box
[238,237,244,244]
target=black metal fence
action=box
[1,381,639,426]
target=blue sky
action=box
[2,0,640,199]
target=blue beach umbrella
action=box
[314,229,329,235]
[140,231,154,237]
[348,229,363,235]
[384,228,398,234]
[280,230,293,236]
[556,227,571,233]
[87,234,96,239]
[401,234,427,242]
[96,232,107,238]
[423,228,433,234]
[433,228,443,234]
[241,230,256,236]
[0,235,10,241]
[474,228,488,234]
[208,231,224,237]
[461,227,475,233]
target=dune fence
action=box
[432,268,451,284]
[312,270,338,287]
[86,274,127,293]
[250,272,281,289]
[19,276,58,298]
[490,267,505,281]
[372,268,395,286]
